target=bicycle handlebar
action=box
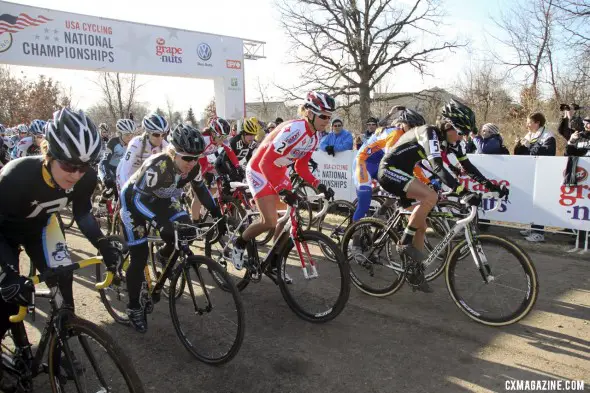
[9,257,114,323]
[277,193,326,225]
[455,191,505,228]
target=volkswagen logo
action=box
[197,43,212,61]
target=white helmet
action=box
[46,108,102,165]
[142,113,169,134]
[116,118,137,134]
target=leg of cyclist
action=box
[400,180,437,254]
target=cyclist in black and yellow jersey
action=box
[378,100,508,291]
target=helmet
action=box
[116,118,137,134]
[142,113,169,133]
[398,108,426,128]
[242,117,262,135]
[441,99,477,134]
[2,136,15,150]
[170,124,205,156]
[16,124,29,135]
[304,91,336,113]
[209,117,231,137]
[29,119,46,135]
[46,108,102,165]
[99,123,109,132]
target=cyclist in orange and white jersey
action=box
[230,91,336,270]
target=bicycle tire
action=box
[277,230,350,323]
[96,236,131,325]
[341,217,405,296]
[169,255,245,365]
[48,316,145,393]
[295,184,324,227]
[446,234,539,326]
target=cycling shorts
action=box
[377,164,416,208]
[246,165,291,200]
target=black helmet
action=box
[398,108,426,128]
[170,124,205,156]
[46,108,102,165]
[441,99,477,134]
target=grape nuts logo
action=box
[197,42,212,61]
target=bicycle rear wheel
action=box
[48,316,144,392]
[446,234,539,326]
[277,230,350,323]
[341,218,405,296]
[169,255,245,365]
[317,199,354,246]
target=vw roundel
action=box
[197,43,212,61]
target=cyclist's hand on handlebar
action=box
[279,189,299,206]
[0,268,33,306]
[462,192,482,207]
[484,181,509,199]
[98,238,122,273]
[317,183,334,200]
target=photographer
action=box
[565,116,590,156]
[558,103,584,144]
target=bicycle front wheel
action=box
[277,230,350,323]
[48,316,144,393]
[446,234,539,326]
[169,255,245,365]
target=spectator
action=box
[319,118,353,156]
[358,117,378,148]
[274,117,284,126]
[473,123,510,155]
[565,116,590,156]
[230,121,238,137]
[267,122,277,133]
[558,104,584,143]
[463,130,478,154]
[515,112,556,242]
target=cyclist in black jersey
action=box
[214,117,258,181]
[378,100,508,292]
[120,124,222,333]
[98,118,136,201]
[0,108,120,346]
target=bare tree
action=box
[94,72,143,124]
[255,77,272,121]
[277,0,462,123]
[165,97,183,127]
[493,0,557,109]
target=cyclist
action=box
[353,107,430,222]
[0,135,14,170]
[378,99,508,291]
[120,124,222,333]
[214,117,259,182]
[190,117,242,223]
[99,123,110,148]
[9,124,30,158]
[116,113,169,190]
[231,91,335,270]
[99,118,136,200]
[13,119,46,159]
[0,108,119,362]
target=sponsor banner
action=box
[461,155,536,225]
[312,150,355,201]
[0,1,245,117]
[533,156,590,230]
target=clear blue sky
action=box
[6,0,516,116]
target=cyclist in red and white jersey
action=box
[230,91,336,269]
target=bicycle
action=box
[205,193,351,323]
[2,253,144,392]
[341,192,539,326]
[96,221,245,365]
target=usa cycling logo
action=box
[0,12,53,53]
[197,43,212,61]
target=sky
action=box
[5,0,514,117]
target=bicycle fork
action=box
[464,226,494,283]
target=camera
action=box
[560,103,581,111]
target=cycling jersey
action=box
[13,136,41,159]
[99,137,126,185]
[0,137,12,168]
[197,134,239,176]
[0,156,105,337]
[246,119,319,199]
[214,134,257,179]
[379,125,488,194]
[116,134,168,189]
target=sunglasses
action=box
[366,123,377,126]
[57,160,91,174]
[311,111,332,120]
[151,133,166,138]
[177,153,201,162]
[333,124,343,127]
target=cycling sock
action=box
[234,236,247,250]
[400,226,417,246]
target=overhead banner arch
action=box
[0,1,246,118]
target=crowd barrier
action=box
[311,150,590,232]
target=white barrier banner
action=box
[312,150,355,201]
[460,155,536,225]
[0,2,245,117]
[533,157,590,230]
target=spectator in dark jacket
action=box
[558,106,584,143]
[516,112,555,242]
[473,123,509,155]
[360,117,379,146]
[565,116,590,157]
